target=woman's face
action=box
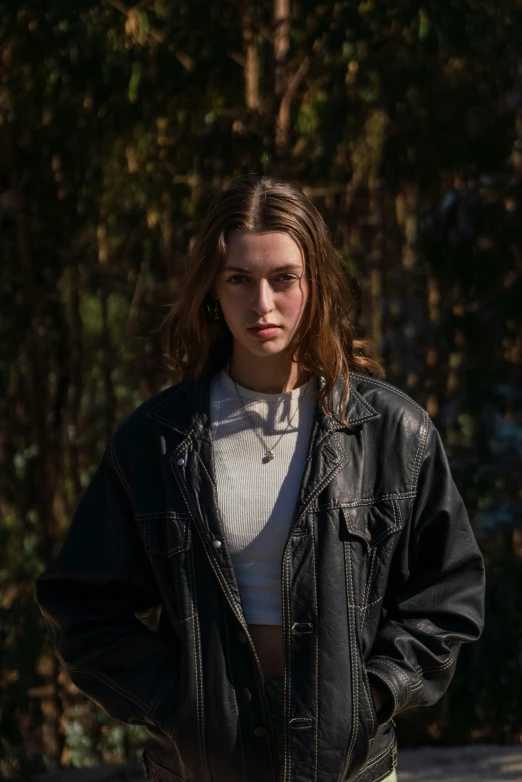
[213,230,310,362]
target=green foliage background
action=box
[1,0,522,774]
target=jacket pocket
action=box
[341,501,403,654]
[136,512,195,625]
[137,512,192,558]
[341,500,401,550]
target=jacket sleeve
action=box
[366,415,485,722]
[35,430,179,737]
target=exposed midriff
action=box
[248,624,284,680]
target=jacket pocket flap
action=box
[136,512,191,557]
[342,501,401,547]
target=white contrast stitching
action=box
[305,428,335,462]
[394,499,403,529]
[357,601,376,736]
[146,387,187,434]
[141,516,190,558]
[149,413,187,433]
[175,611,197,625]
[361,548,377,632]
[418,656,455,674]
[362,548,376,610]
[293,431,348,526]
[372,768,398,782]
[196,612,211,779]
[360,595,383,614]
[136,511,191,519]
[361,666,376,737]
[195,449,216,489]
[366,657,425,708]
[283,542,292,782]
[189,539,210,782]
[350,373,425,415]
[368,498,401,547]
[311,518,319,782]
[343,539,360,774]
[312,492,417,512]
[176,468,206,780]
[348,374,433,495]
[170,436,278,781]
[44,616,148,711]
[345,383,381,424]
[366,667,400,712]
[411,411,429,490]
[148,671,178,725]
[109,432,134,506]
[172,451,242,617]
[350,738,397,782]
[222,597,246,782]
[368,658,411,688]
[188,548,200,762]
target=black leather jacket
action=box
[36,372,485,782]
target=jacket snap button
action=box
[176,457,185,466]
[212,539,222,549]
[364,529,372,542]
[253,726,267,738]
[237,631,248,644]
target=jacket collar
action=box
[145,373,381,436]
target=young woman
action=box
[36,175,485,782]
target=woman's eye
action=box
[225,274,297,285]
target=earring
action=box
[207,299,220,320]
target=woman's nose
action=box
[252,280,274,314]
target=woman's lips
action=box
[247,325,281,339]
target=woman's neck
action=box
[227,354,310,394]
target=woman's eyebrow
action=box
[221,263,302,273]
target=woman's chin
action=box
[232,337,289,359]
[245,343,289,360]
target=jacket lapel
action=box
[145,374,381,620]
[145,374,381,436]
[289,381,379,526]
[146,379,246,620]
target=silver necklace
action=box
[227,363,311,463]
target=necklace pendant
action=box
[265,450,275,462]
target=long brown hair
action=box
[159,174,383,423]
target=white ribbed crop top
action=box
[209,368,317,625]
